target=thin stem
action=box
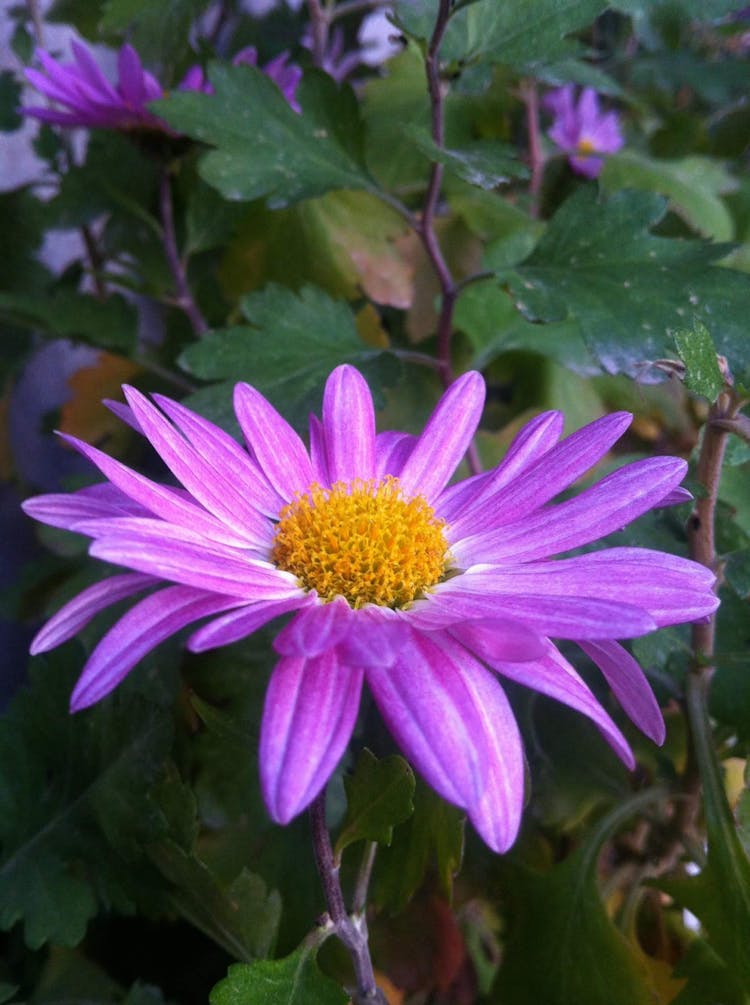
[521,78,544,220]
[352,841,378,916]
[307,0,330,66]
[159,170,209,338]
[310,792,386,1005]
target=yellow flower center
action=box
[271,477,449,609]
[577,137,597,154]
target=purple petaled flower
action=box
[23,41,302,133]
[23,367,717,852]
[544,84,624,179]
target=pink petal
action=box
[366,629,489,807]
[437,410,564,521]
[337,607,409,667]
[454,548,717,626]
[580,640,665,744]
[233,383,314,501]
[273,597,351,657]
[449,411,632,538]
[153,392,282,517]
[398,371,485,502]
[187,594,310,652]
[31,573,155,653]
[448,617,546,663]
[452,456,688,562]
[427,581,656,639]
[124,386,271,542]
[489,640,635,768]
[309,414,330,484]
[260,651,363,823]
[86,520,298,598]
[59,433,261,548]
[70,586,241,710]
[322,365,375,482]
[375,431,416,479]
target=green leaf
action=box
[99,0,199,74]
[210,945,348,1005]
[179,284,402,430]
[674,321,726,402]
[0,289,137,352]
[670,939,747,1005]
[725,550,750,598]
[155,65,374,208]
[404,127,526,189]
[148,839,282,962]
[373,781,464,913]
[0,71,22,132]
[0,985,17,1004]
[335,750,415,858]
[492,791,667,1005]
[0,649,175,948]
[601,152,736,241]
[504,188,750,382]
[394,0,608,67]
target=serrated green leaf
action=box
[155,66,373,208]
[210,946,348,1005]
[335,750,415,857]
[394,0,608,66]
[504,188,750,380]
[179,284,401,430]
[674,321,726,401]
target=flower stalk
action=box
[310,792,386,1004]
[159,169,209,338]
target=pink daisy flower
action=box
[22,367,717,852]
[544,84,624,179]
[23,41,302,133]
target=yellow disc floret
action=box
[271,477,449,609]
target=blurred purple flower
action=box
[544,84,624,178]
[23,41,302,133]
[23,367,717,851]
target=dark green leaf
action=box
[0,71,22,132]
[373,781,464,913]
[179,284,401,430]
[725,550,750,598]
[504,189,750,382]
[335,750,415,857]
[394,0,608,67]
[670,939,746,1005]
[99,0,200,74]
[492,792,666,1004]
[404,127,526,189]
[0,985,17,1004]
[209,945,348,1005]
[0,289,137,352]
[674,321,726,402]
[155,66,374,208]
[0,649,175,948]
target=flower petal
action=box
[366,629,489,807]
[234,383,313,501]
[449,411,632,538]
[452,456,688,562]
[427,580,656,639]
[437,410,564,521]
[59,434,260,548]
[124,386,271,541]
[187,594,310,652]
[22,482,146,530]
[454,548,717,626]
[488,641,635,768]
[86,520,298,598]
[375,431,416,479]
[273,597,351,657]
[70,586,241,710]
[580,640,665,744]
[31,573,155,654]
[448,618,546,663]
[260,651,363,823]
[398,371,485,502]
[323,365,375,482]
[337,607,410,667]
[153,393,282,516]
